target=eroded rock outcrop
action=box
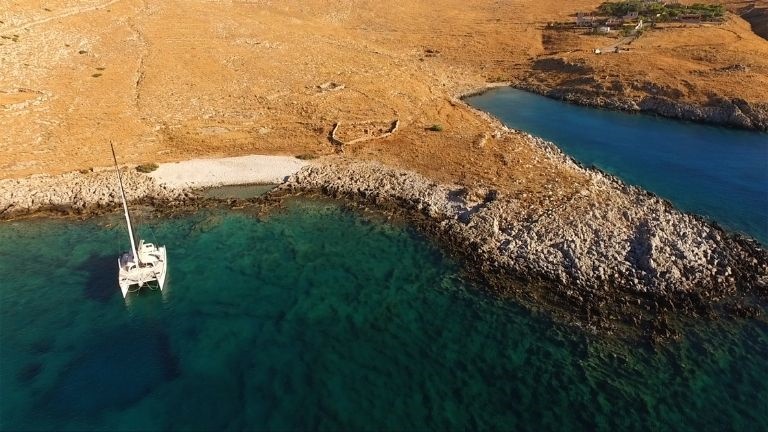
[517,83,768,131]
[734,3,768,41]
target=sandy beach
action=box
[0,154,308,218]
[148,155,308,189]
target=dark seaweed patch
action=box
[42,325,178,415]
[17,362,43,383]
[77,254,119,303]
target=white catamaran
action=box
[111,143,167,298]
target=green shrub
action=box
[136,163,159,173]
[428,124,444,132]
[598,1,642,17]
[597,1,724,21]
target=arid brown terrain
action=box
[1,0,767,192]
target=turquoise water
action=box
[1,199,767,430]
[467,88,768,244]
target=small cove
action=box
[1,198,767,430]
[467,88,768,244]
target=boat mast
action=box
[110,142,140,264]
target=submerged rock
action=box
[42,325,178,415]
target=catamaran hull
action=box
[118,244,167,298]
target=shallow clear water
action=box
[1,199,767,430]
[467,88,768,244]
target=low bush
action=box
[136,163,159,173]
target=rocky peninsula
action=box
[276,157,767,339]
[2,136,765,340]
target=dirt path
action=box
[2,0,123,35]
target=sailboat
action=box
[111,143,168,298]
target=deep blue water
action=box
[1,199,767,430]
[467,88,768,244]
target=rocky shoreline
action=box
[2,142,766,341]
[515,82,768,132]
[0,168,195,219]
[275,154,767,340]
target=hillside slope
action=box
[1,0,766,182]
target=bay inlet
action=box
[467,88,768,244]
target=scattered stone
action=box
[317,82,345,93]
[715,64,750,73]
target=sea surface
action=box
[1,199,767,431]
[467,88,768,244]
